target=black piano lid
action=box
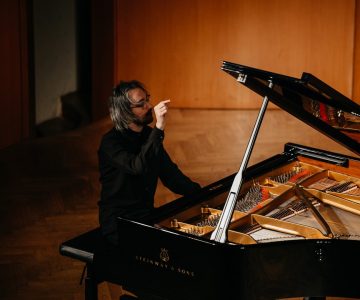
[221,61,360,156]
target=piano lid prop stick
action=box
[210,80,273,243]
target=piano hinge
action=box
[237,73,247,83]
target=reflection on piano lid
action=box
[112,63,360,300]
[222,61,360,154]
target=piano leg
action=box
[85,263,98,300]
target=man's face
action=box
[128,87,153,126]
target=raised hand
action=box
[154,99,171,130]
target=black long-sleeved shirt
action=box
[98,126,201,237]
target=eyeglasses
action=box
[130,95,151,108]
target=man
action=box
[98,80,201,245]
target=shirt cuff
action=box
[151,126,165,141]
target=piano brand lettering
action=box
[135,249,195,277]
[160,248,169,262]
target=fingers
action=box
[157,107,167,116]
[154,99,170,130]
[154,99,171,115]
[156,99,171,109]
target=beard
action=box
[133,109,153,126]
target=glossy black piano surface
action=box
[85,63,360,299]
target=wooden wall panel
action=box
[91,0,116,120]
[0,0,31,149]
[353,0,360,103]
[114,0,355,109]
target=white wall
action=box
[33,0,77,124]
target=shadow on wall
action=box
[36,91,91,137]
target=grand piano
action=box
[60,62,360,300]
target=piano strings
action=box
[236,195,320,235]
[165,161,360,242]
[269,166,312,184]
[308,178,360,195]
[234,183,270,213]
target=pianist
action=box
[97,80,201,245]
